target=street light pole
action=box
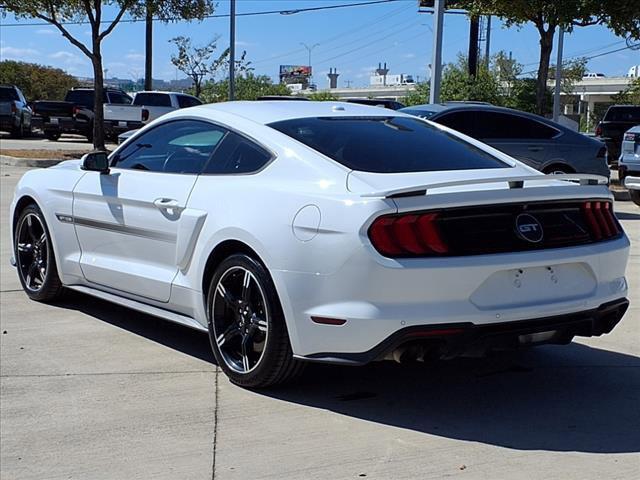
[553,27,565,122]
[300,42,319,85]
[429,0,445,104]
[229,0,236,101]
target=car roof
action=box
[190,100,402,125]
[135,91,189,96]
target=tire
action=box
[206,254,304,388]
[10,119,24,139]
[543,164,573,175]
[14,204,64,302]
[44,131,60,141]
[630,190,640,207]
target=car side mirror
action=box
[81,151,110,174]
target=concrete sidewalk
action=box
[1,164,639,480]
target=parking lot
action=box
[1,162,638,480]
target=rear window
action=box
[134,93,172,107]
[0,87,19,101]
[399,109,437,119]
[269,116,508,173]
[66,90,94,107]
[605,106,640,123]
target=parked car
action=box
[624,176,640,206]
[401,103,610,177]
[132,91,202,124]
[0,85,32,138]
[619,126,640,206]
[9,102,629,388]
[596,105,640,162]
[31,87,141,142]
[345,98,406,110]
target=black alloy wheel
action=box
[14,205,63,301]
[207,254,304,388]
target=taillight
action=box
[624,132,636,142]
[368,213,449,257]
[73,105,80,117]
[581,201,620,242]
[595,125,602,137]
[142,108,149,121]
[10,102,17,114]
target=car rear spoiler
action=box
[360,174,609,199]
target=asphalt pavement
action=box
[0,132,117,151]
[1,163,639,480]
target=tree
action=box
[0,60,78,100]
[458,1,640,115]
[548,57,587,94]
[3,1,213,150]
[440,54,503,104]
[199,74,291,103]
[170,36,247,98]
[138,1,214,90]
[403,82,430,106]
[611,77,640,105]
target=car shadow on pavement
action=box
[55,290,214,363]
[56,290,639,454]
[265,344,640,454]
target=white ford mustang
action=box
[10,101,630,387]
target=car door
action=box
[72,119,227,302]
[472,111,559,170]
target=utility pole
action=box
[300,42,319,86]
[429,0,445,104]
[553,27,564,122]
[144,2,153,91]
[468,15,479,77]
[229,0,236,100]
[484,15,491,69]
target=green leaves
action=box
[199,74,292,103]
[0,61,79,101]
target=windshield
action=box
[268,116,508,173]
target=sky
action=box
[1,0,639,88]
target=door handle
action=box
[153,198,181,210]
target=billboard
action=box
[279,65,312,83]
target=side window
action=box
[114,120,227,174]
[177,95,203,108]
[108,91,132,104]
[66,90,94,108]
[203,132,272,174]
[436,111,475,136]
[475,112,558,140]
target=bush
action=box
[199,73,291,102]
[0,60,78,101]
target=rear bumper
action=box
[302,298,629,365]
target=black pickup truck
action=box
[596,105,640,163]
[31,87,135,142]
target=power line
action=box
[519,43,640,76]
[250,1,411,66]
[0,0,399,27]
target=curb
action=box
[0,155,65,168]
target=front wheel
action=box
[14,204,63,302]
[206,254,304,388]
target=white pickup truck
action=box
[131,91,202,124]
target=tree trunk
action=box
[91,47,106,151]
[194,78,201,98]
[535,28,555,116]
